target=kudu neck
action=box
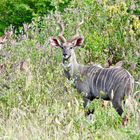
[70,49,78,66]
[63,49,81,78]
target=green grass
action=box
[0,2,140,139]
[0,34,140,140]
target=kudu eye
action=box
[60,46,64,49]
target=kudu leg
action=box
[112,98,124,116]
[83,97,91,108]
[83,97,94,120]
[112,98,130,126]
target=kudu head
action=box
[50,20,84,66]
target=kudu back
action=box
[50,20,134,117]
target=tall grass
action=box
[0,1,140,139]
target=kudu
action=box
[50,21,134,118]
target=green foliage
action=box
[0,0,71,35]
[67,0,140,77]
[0,39,140,138]
[0,0,140,139]
[25,0,139,78]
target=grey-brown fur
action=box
[50,21,134,117]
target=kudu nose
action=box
[63,53,67,57]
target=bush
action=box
[0,0,71,35]
[22,0,139,78]
[0,0,140,139]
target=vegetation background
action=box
[0,0,140,139]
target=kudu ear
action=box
[72,37,84,47]
[50,37,61,48]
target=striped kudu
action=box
[50,21,134,118]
